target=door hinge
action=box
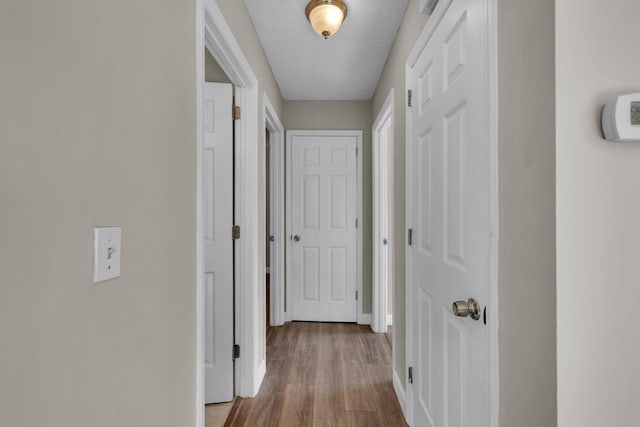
[408,366,414,384]
[232,225,241,240]
[356,218,358,228]
[356,146,358,157]
[233,344,240,360]
[233,106,241,120]
[408,228,413,246]
[408,89,413,107]
[356,290,359,301]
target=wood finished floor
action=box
[224,322,408,427]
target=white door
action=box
[203,82,234,403]
[289,131,360,322]
[408,0,493,426]
[373,116,392,333]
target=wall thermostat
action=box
[602,92,640,142]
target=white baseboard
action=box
[393,369,408,422]
[358,313,372,325]
[387,314,393,326]
[253,359,266,397]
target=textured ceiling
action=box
[243,0,410,101]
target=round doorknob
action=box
[293,235,301,242]
[452,298,481,321]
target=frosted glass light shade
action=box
[305,0,347,39]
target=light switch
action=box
[93,227,121,283]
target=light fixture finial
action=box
[305,0,348,40]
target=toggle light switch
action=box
[93,227,121,283]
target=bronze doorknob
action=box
[452,298,481,321]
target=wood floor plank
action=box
[344,410,382,427]
[244,391,284,427]
[280,383,315,427]
[366,363,403,414]
[377,409,409,427]
[225,398,253,427]
[313,383,347,427]
[225,321,407,426]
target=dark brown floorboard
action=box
[225,322,408,427]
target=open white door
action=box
[204,82,234,404]
[407,0,494,425]
[289,131,361,323]
[373,105,393,334]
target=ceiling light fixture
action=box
[305,0,348,40]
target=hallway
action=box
[224,322,407,426]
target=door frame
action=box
[197,1,265,425]
[404,0,499,425]
[263,94,285,327]
[372,89,395,334]
[285,130,365,324]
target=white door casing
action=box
[264,94,285,327]
[199,3,265,422]
[406,0,496,426]
[288,130,362,323]
[373,90,395,334]
[203,82,234,404]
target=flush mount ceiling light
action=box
[305,0,348,40]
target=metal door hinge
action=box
[408,89,413,107]
[356,290,359,301]
[408,228,413,246]
[232,225,241,240]
[356,146,358,157]
[233,106,241,120]
[408,367,414,384]
[233,344,240,360]
[356,218,358,228]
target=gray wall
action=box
[205,49,232,83]
[498,0,557,425]
[371,0,429,391]
[283,101,373,313]
[216,0,283,114]
[556,0,640,425]
[0,1,197,426]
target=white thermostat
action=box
[602,92,640,142]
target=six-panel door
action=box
[409,0,492,425]
[204,82,234,404]
[290,134,359,322]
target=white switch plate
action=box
[93,227,121,283]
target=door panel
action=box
[204,82,234,404]
[409,0,492,425]
[291,133,358,322]
[373,116,392,333]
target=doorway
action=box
[198,3,265,426]
[266,127,271,339]
[264,95,285,328]
[286,130,363,323]
[372,89,395,335]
